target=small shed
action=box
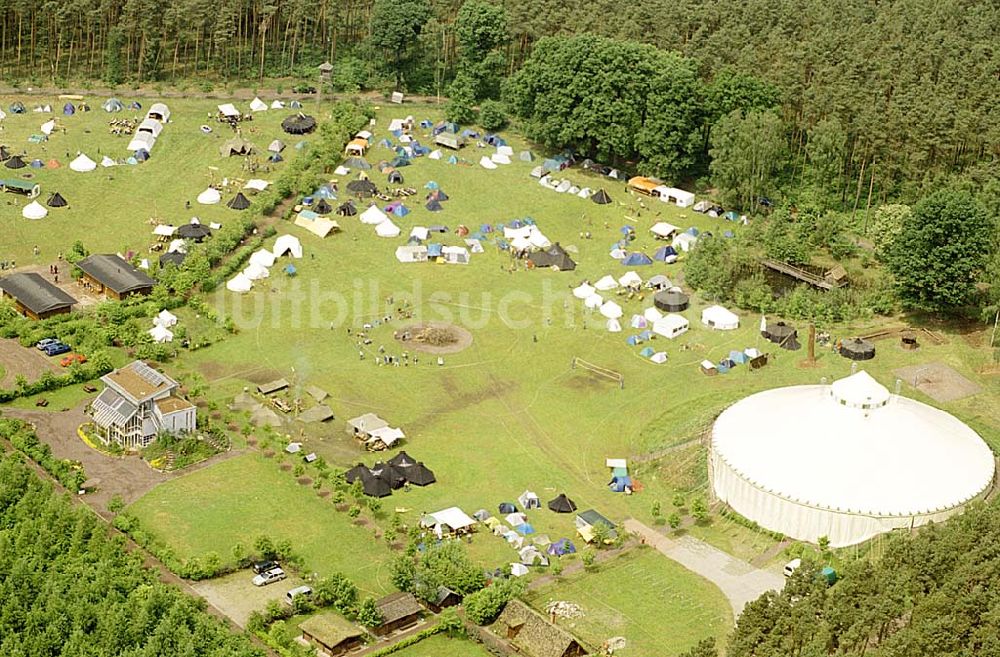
[372,592,423,635]
[495,600,588,657]
[257,378,289,395]
[299,613,364,656]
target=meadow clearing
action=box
[3,95,998,655]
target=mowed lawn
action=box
[0,94,310,264]
[129,453,394,594]
[524,548,733,657]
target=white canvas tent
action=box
[137,118,164,138]
[410,226,429,241]
[22,201,48,219]
[465,239,484,253]
[600,300,623,319]
[375,220,401,237]
[127,131,156,152]
[395,245,428,263]
[510,563,530,577]
[654,186,695,207]
[217,103,240,118]
[497,145,514,156]
[594,275,618,291]
[155,309,178,327]
[653,314,690,339]
[249,249,276,268]
[643,307,663,323]
[196,188,221,205]
[101,156,117,168]
[69,154,97,172]
[428,149,442,160]
[152,224,176,237]
[618,271,642,288]
[672,233,698,252]
[442,246,470,264]
[270,100,285,109]
[244,179,270,191]
[249,97,268,112]
[149,324,174,343]
[479,156,497,170]
[701,305,739,330]
[226,272,253,293]
[573,283,595,299]
[491,152,511,165]
[651,352,668,364]
[146,103,170,122]
[40,119,56,135]
[584,293,604,309]
[360,206,388,225]
[294,213,339,238]
[272,234,303,258]
[606,318,622,332]
[243,262,270,280]
[650,222,679,239]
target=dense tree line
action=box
[0,450,264,657]
[716,501,1000,657]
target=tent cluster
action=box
[226,235,302,293]
[475,492,580,573]
[700,347,765,376]
[477,143,515,170]
[761,319,801,350]
[693,199,745,222]
[572,275,692,340]
[626,177,696,208]
[345,451,436,498]
[500,221,552,255]
[534,169,614,204]
[148,308,178,343]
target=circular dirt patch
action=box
[279,463,291,471]
[297,476,312,486]
[262,449,274,458]
[317,490,330,498]
[394,321,473,354]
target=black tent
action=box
[425,199,443,212]
[281,113,317,135]
[5,155,26,169]
[388,450,417,469]
[346,463,392,498]
[764,321,800,350]
[159,251,186,267]
[528,243,576,271]
[9,102,25,114]
[591,188,612,205]
[654,290,689,312]
[46,192,68,208]
[839,337,876,361]
[405,462,436,486]
[370,462,407,489]
[337,201,358,216]
[313,198,332,215]
[427,189,449,202]
[344,157,372,170]
[388,170,404,184]
[227,192,252,210]
[177,222,212,241]
[0,146,10,161]
[345,463,368,484]
[498,502,517,514]
[346,179,377,197]
[547,493,577,513]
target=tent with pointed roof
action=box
[337,201,357,216]
[22,201,48,219]
[177,221,212,241]
[197,188,221,205]
[46,192,68,208]
[622,252,653,266]
[268,139,286,153]
[547,494,577,513]
[313,198,332,215]
[249,97,268,112]
[591,189,612,204]
[282,113,317,134]
[226,272,252,293]
[5,155,26,169]
[425,199,443,212]
[219,138,256,157]
[102,98,123,112]
[404,462,436,486]
[227,192,251,210]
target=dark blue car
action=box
[42,342,71,356]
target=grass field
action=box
[4,94,999,655]
[525,547,732,656]
[0,94,320,264]
[386,634,493,657]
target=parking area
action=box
[0,337,62,388]
[191,569,310,627]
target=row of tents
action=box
[226,236,302,293]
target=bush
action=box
[464,578,523,625]
[478,100,507,131]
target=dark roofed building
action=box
[495,600,588,657]
[0,272,77,320]
[76,254,155,300]
[299,613,364,656]
[428,586,462,613]
[372,592,423,635]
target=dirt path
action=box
[0,338,62,388]
[623,518,785,619]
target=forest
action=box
[0,449,264,657]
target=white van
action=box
[783,558,802,577]
[286,585,313,604]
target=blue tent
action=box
[424,181,439,190]
[653,246,678,261]
[285,264,297,276]
[420,119,433,128]
[480,224,493,233]
[390,156,410,168]
[412,145,430,156]
[63,103,75,115]
[514,523,535,535]
[129,101,142,110]
[626,335,643,346]
[720,358,737,369]
[724,230,735,238]
[496,239,510,250]
[390,129,403,138]
[461,129,479,138]
[314,185,336,199]
[29,159,44,168]
[523,217,536,225]
[390,204,410,217]
[622,252,653,266]
[134,148,150,161]
[547,539,577,556]
[295,141,308,150]
[724,211,740,221]
[612,466,628,478]
[427,243,444,257]
[469,232,485,241]
[433,121,459,136]
[609,475,632,492]
[717,362,731,374]
[729,350,749,364]
[498,502,517,514]
[639,346,655,357]
[447,155,458,164]
[638,330,653,341]
[125,156,138,165]
[377,138,393,148]
[485,134,506,147]
[509,219,524,228]
[426,199,443,212]
[686,226,700,236]
[619,225,635,235]
[269,153,283,162]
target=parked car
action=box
[252,567,286,587]
[36,338,59,350]
[252,560,279,574]
[60,354,87,367]
[783,558,802,577]
[292,84,316,94]
[42,342,71,356]
[286,585,313,605]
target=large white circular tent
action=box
[710,370,995,547]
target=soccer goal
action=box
[571,357,624,389]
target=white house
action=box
[89,360,195,450]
